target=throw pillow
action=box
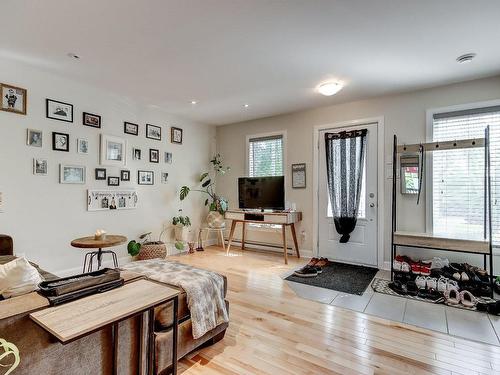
[0,257,43,298]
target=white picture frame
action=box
[77,138,89,154]
[60,164,86,184]
[87,189,138,211]
[100,134,127,167]
[33,158,48,176]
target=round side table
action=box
[71,235,127,272]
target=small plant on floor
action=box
[172,210,191,227]
[127,231,165,256]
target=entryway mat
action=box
[285,262,378,295]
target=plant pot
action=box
[174,225,190,242]
[137,241,167,260]
[207,210,225,228]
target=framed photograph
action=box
[138,170,154,185]
[83,112,101,128]
[108,176,120,186]
[1,83,27,115]
[100,134,127,167]
[77,138,89,154]
[164,152,172,164]
[161,172,169,184]
[87,190,138,211]
[149,148,159,163]
[52,132,69,152]
[146,124,161,141]
[132,148,141,160]
[60,164,86,184]
[95,168,107,180]
[120,170,130,181]
[292,163,306,188]
[33,158,48,176]
[171,127,183,144]
[124,122,139,135]
[46,99,73,122]
[26,129,43,147]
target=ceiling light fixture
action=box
[456,53,476,64]
[191,100,198,105]
[67,52,80,60]
[243,104,249,108]
[317,82,343,96]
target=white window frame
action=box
[245,130,287,179]
[425,99,500,251]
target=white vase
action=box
[207,211,225,228]
[174,225,189,241]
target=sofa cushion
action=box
[0,257,44,298]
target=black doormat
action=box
[285,262,378,295]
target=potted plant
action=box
[172,210,191,241]
[127,231,167,260]
[180,154,230,228]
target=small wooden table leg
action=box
[282,225,288,264]
[219,229,226,251]
[290,223,300,258]
[226,221,237,255]
[241,222,246,250]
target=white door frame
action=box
[312,116,385,269]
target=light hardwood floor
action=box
[169,246,499,375]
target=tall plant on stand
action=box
[180,154,230,228]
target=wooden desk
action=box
[224,210,302,264]
[30,279,179,375]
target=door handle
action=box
[369,203,375,208]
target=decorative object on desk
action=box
[26,129,42,147]
[161,172,168,183]
[188,241,195,254]
[95,168,106,180]
[132,147,141,160]
[100,134,127,167]
[165,151,172,164]
[33,158,48,176]
[52,131,69,152]
[171,126,183,144]
[87,189,138,211]
[107,176,120,187]
[292,163,306,188]
[46,98,73,122]
[94,229,107,241]
[180,153,230,228]
[77,138,89,154]
[120,170,130,181]
[128,232,167,260]
[0,338,20,375]
[149,148,159,163]
[123,121,138,135]
[82,112,101,128]
[138,170,154,185]
[146,124,161,140]
[1,83,27,115]
[60,164,85,184]
[173,210,191,241]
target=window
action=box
[248,134,284,177]
[431,105,500,245]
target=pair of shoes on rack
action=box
[436,277,459,293]
[445,289,477,309]
[414,276,441,300]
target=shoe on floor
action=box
[307,257,320,266]
[293,265,318,278]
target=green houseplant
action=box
[180,154,230,228]
[172,210,191,242]
[127,230,167,260]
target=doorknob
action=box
[369,203,375,208]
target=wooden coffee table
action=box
[71,235,127,272]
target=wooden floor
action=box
[169,246,500,375]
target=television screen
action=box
[238,176,285,210]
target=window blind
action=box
[248,135,283,177]
[432,106,500,245]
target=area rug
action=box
[285,262,378,295]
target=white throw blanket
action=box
[121,259,229,339]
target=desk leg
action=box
[147,307,155,375]
[138,313,144,375]
[282,225,288,264]
[172,296,179,375]
[241,222,246,250]
[290,223,300,258]
[226,221,237,255]
[112,323,118,375]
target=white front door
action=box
[318,123,378,266]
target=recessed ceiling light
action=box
[317,82,343,96]
[243,104,249,108]
[456,53,476,64]
[67,52,80,60]
[191,100,198,105]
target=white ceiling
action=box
[2,0,500,125]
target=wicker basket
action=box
[138,241,167,260]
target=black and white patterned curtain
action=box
[325,129,367,243]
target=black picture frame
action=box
[138,170,154,185]
[108,176,120,186]
[146,124,162,141]
[120,170,130,181]
[95,168,107,180]
[124,122,139,135]
[82,112,101,128]
[149,148,159,163]
[46,99,73,123]
[52,132,70,152]
[171,127,183,144]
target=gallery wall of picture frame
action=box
[1,83,27,115]
[87,190,138,211]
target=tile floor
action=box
[285,270,500,346]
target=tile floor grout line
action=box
[362,292,376,313]
[444,306,450,337]
[487,314,500,345]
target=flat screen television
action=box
[238,176,285,210]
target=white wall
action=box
[0,58,215,274]
[216,75,500,268]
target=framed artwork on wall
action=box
[120,170,130,181]
[161,172,169,184]
[108,176,120,186]
[146,124,161,141]
[171,127,183,144]
[132,148,141,160]
[60,164,86,184]
[1,83,27,115]
[77,138,89,154]
[138,170,154,185]
[100,134,127,167]
[292,163,306,188]
[124,122,139,135]
[46,99,73,122]
[52,132,70,152]
[149,148,159,163]
[95,168,107,180]
[83,112,101,128]
[164,152,172,164]
[26,129,42,147]
[87,189,138,211]
[33,158,48,176]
